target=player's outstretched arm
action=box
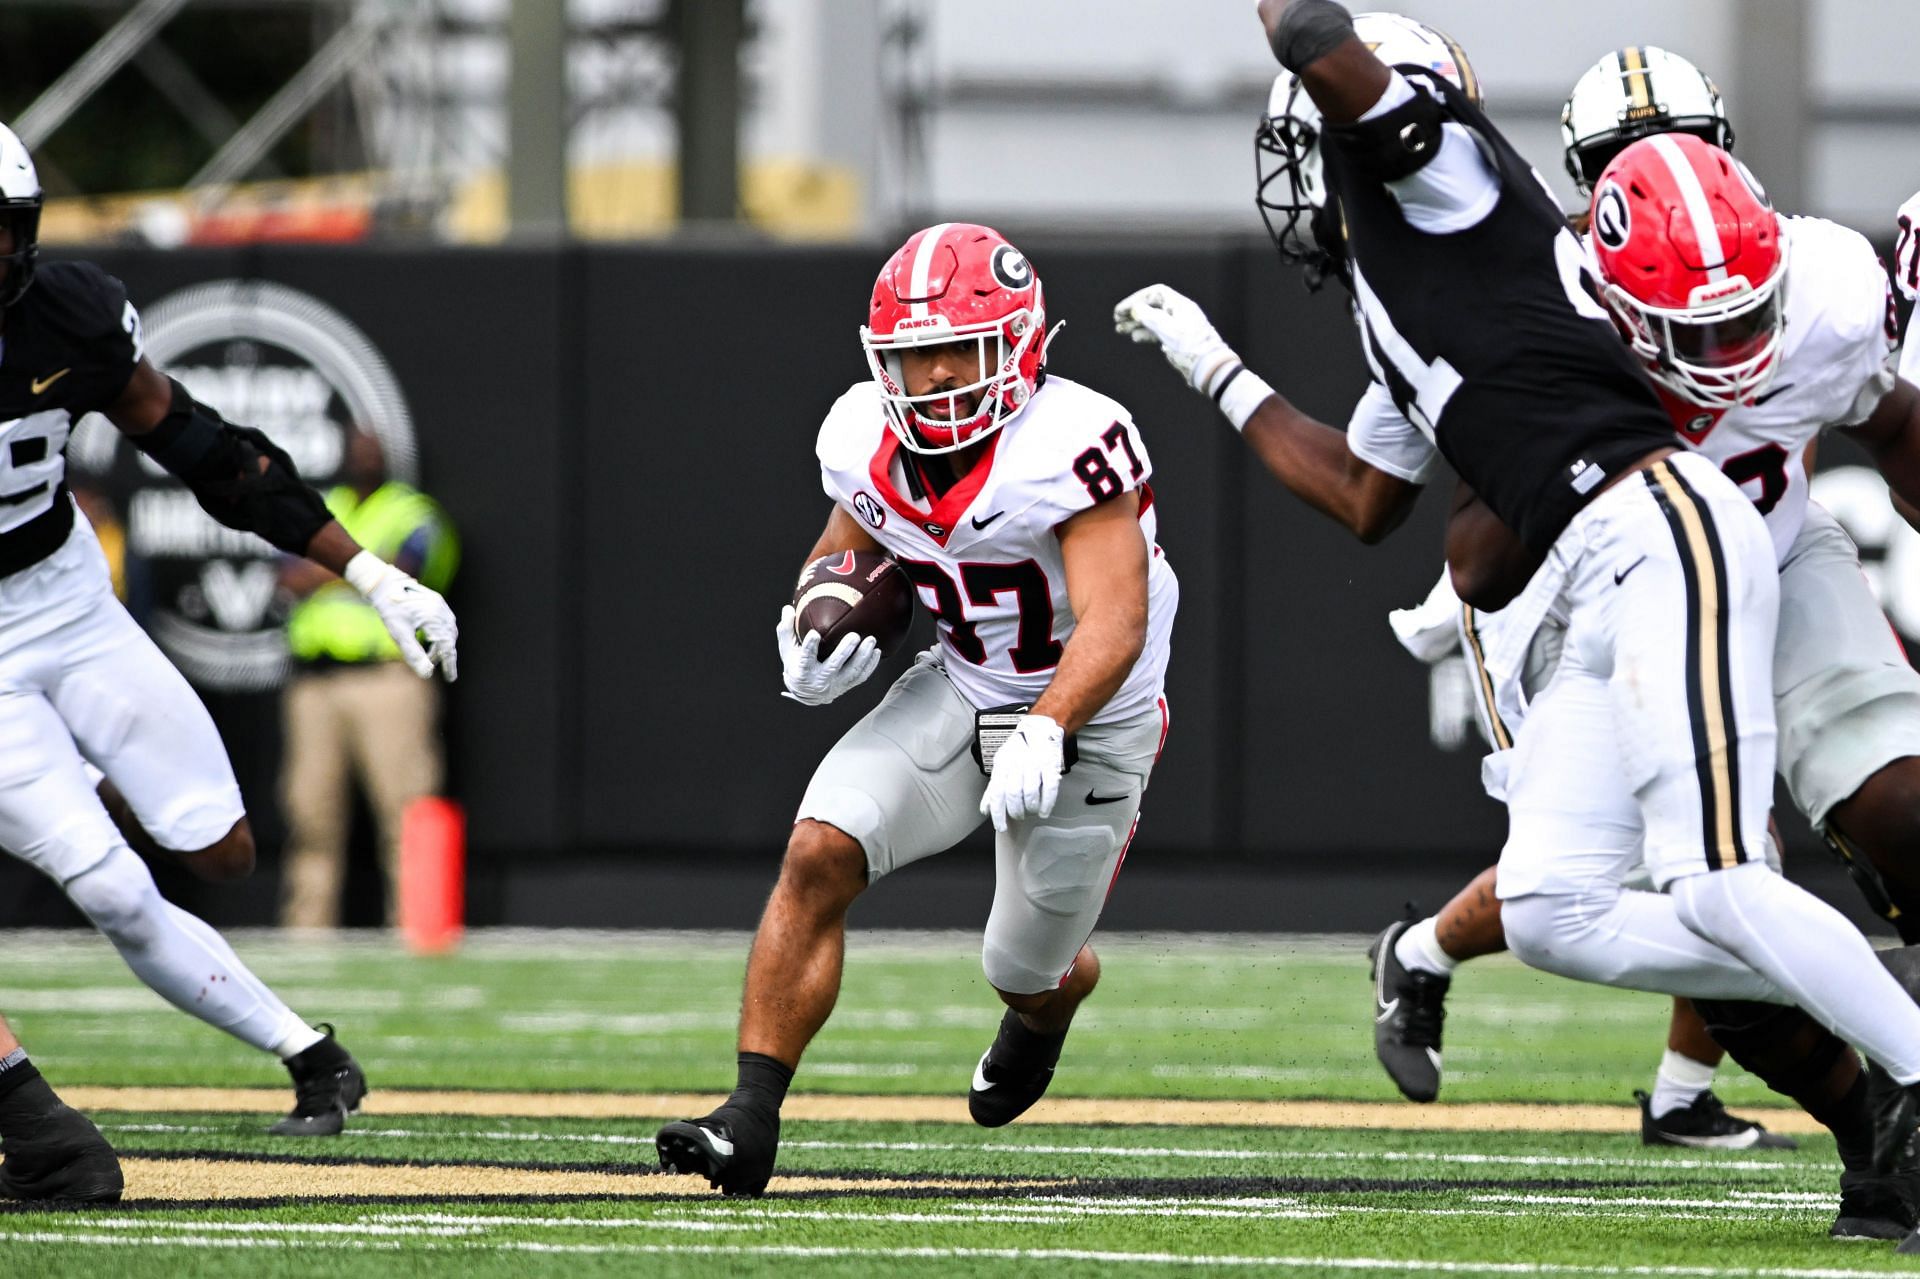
[1843,378,1920,524]
[799,503,885,572]
[1115,283,1419,542]
[104,360,459,682]
[778,504,886,707]
[980,494,1148,832]
[1444,481,1541,611]
[1256,0,1389,123]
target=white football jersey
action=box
[816,375,1177,725]
[1664,216,1896,563]
[1895,188,1920,383]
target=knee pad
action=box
[1500,891,1610,979]
[65,846,164,945]
[981,940,1057,999]
[1498,893,1555,970]
[1690,997,1850,1098]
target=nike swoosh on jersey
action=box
[1750,381,1797,407]
[971,511,1007,530]
[1614,555,1648,585]
[30,368,71,395]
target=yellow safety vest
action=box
[286,482,459,665]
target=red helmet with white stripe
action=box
[860,223,1051,454]
[1587,132,1786,408]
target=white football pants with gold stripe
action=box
[1500,451,1920,1082]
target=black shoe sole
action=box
[1835,1214,1913,1241]
[656,1121,768,1197]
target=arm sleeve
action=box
[1346,378,1440,483]
[1364,73,1501,235]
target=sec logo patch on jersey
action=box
[853,491,886,529]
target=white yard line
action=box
[0,1231,1909,1275]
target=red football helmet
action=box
[861,223,1052,454]
[1588,132,1787,408]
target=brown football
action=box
[792,550,915,657]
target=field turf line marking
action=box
[0,1232,1912,1275]
[62,1087,1825,1134]
[98,1123,1826,1174]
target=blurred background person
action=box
[278,428,459,929]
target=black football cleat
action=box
[1867,1062,1920,1175]
[1368,918,1448,1103]
[268,1024,367,1137]
[968,1008,1066,1129]
[656,1105,780,1196]
[0,1101,124,1204]
[1635,1089,1797,1151]
[1836,1168,1918,1241]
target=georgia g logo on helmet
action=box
[990,245,1032,292]
[1593,182,1632,251]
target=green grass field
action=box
[0,928,1912,1277]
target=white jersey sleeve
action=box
[1367,72,1501,235]
[1788,218,1898,427]
[1895,190,1920,302]
[1347,377,1440,483]
[1894,193,1920,385]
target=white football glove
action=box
[344,551,458,682]
[980,713,1066,833]
[1113,284,1242,395]
[777,605,881,706]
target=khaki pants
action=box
[279,662,443,928]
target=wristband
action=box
[343,550,389,596]
[1219,370,1277,432]
[1271,0,1355,72]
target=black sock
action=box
[0,1059,59,1131]
[287,1033,348,1074]
[1823,1072,1876,1171]
[728,1052,793,1114]
[995,1007,1069,1070]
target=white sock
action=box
[1394,917,1458,977]
[1673,862,1920,1083]
[66,847,321,1058]
[1648,1047,1717,1118]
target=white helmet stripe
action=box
[907,221,952,322]
[1648,134,1727,283]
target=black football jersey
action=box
[1322,71,1675,552]
[0,261,143,573]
